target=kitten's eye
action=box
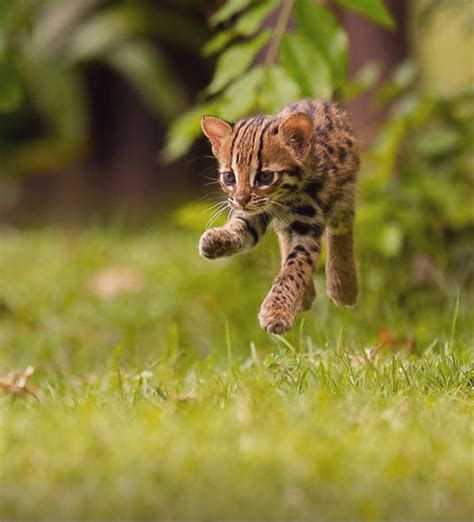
[256,171,274,185]
[222,171,235,186]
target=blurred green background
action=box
[0,0,472,272]
[0,2,473,519]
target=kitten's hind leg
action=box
[325,197,359,307]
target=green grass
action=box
[0,226,472,520]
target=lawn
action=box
[0,225,472,520]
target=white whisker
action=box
[267,201,291,226]
[206,203,230,229]
[204,199,227,210]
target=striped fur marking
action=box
[200,98,360,334]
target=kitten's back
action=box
[279,99,359,181]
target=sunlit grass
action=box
[0,226,472,520]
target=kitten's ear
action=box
[279,112,314,162]
[201,116,233,158]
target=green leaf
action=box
[235,0,279,36]
[329,29,349,89]
[210,0,251,26]
[69,4,206,52]
[163,102,219,162]
[344,61,380,99]
[372,116,406,183]
[0,0,12,29]
[149,7,208,50]
[0,2,12,56]
[376,62,417,105]
[202,30,235,56]
[259,66,300,114]
[295,1,348,87]
[203,0,277,56]
[334,0,395,28]
[32,0,104,53]
[380,223,403,257]
[415,128,462,158]
[0,1,33,57]
[106,40,187,121]
[207,31,270,95]
[220,66,265,121]
[21,54,87,144]
[279,34,332,99]
[68,5,149,63]
[0,60,23,112]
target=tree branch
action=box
[264,0,295,67]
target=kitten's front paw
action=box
[199,228,235,259]
[258,299,295,334]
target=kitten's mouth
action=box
[228,198,269,215]
[230,204,266,216]
[230,200,287,222]
[240,209,263,216]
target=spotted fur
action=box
[200,98,360,334]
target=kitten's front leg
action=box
[259,224,323,334]
[199,214,269,259]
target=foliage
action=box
[0,227,472,519]
[0,0,208,176]
[0,4,471,518]
[421,0,474,17]
[164,0,393,160]
[358,64,474,264]
[166,0,472,272]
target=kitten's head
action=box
[201,112,313,214]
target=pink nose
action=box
[235,193,251,208]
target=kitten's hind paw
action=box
[326,274,359,307]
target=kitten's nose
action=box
[235,193,251,208]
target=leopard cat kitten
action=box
[199,98,360,334]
